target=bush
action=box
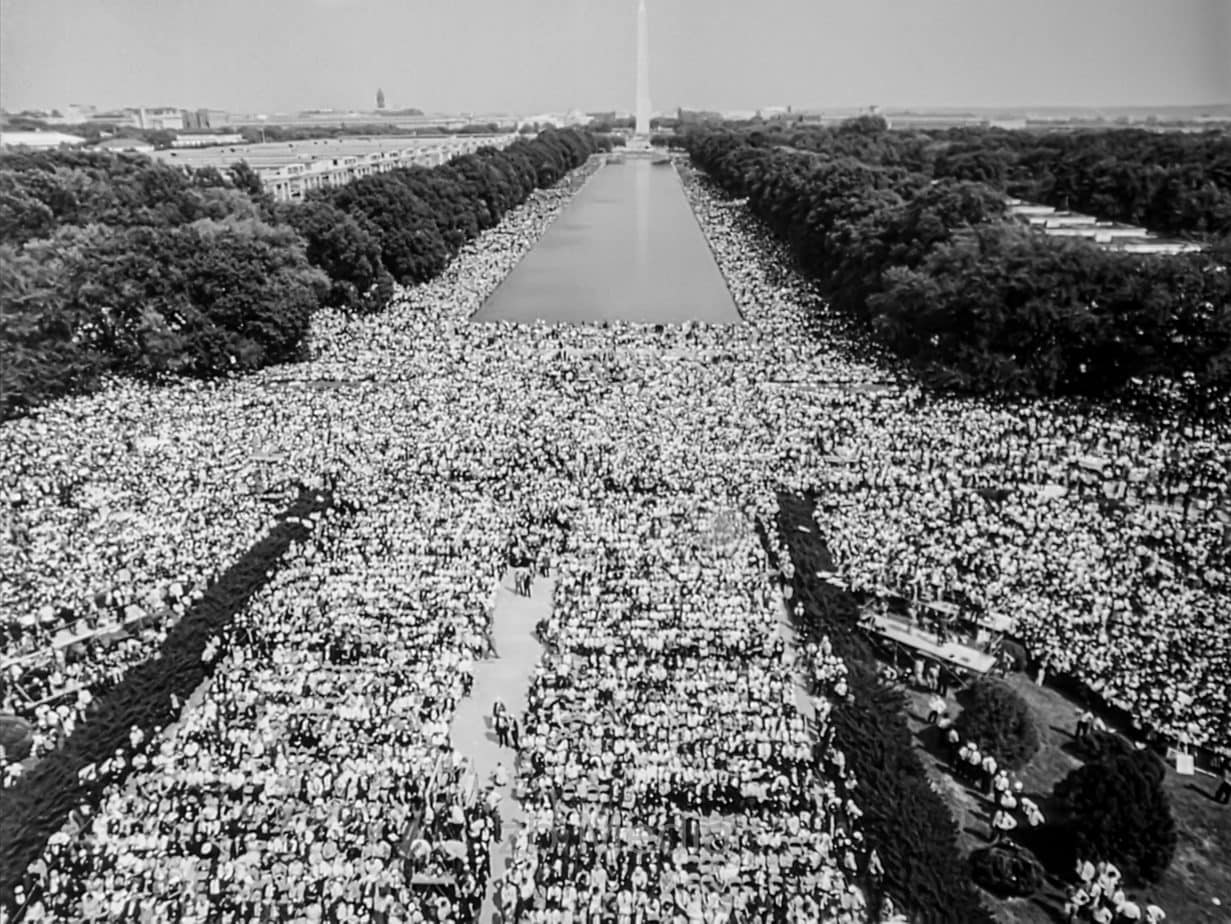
[954,679,1040,771]
[998,639,1028,674]
[969,846,1045,897]
[1073,729,1136,764]
[0,716,33,763]
[1053,750,1177,884]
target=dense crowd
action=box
[0,170,600,768]
[497,500,870,923]
[805,385,1229,753]
[19,493,513,922]
[2,152,1228,920]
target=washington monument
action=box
[635,0,652,137]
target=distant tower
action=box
[376,88,386,110]
[635,0,651,137]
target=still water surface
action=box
[473,159,741,324]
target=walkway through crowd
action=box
[449,569,550,923]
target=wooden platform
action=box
[868,615,996,675]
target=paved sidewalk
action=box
[449,569,550,924]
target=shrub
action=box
[969,846,1045,898]
[998,639,1028,674]
[1073,729,1136,764]
[1053,750,1177,884]
[0,716,33,763]
[954,679,1040,770]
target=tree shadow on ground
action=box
[0,486,337,907]
[1184,781,1219,802]
[1028,894,1070,924]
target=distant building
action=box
[203,135,519,202]
[883,113,990,130]
[138,108,184,130]
[677,109,723,125]
[1006,199,1204,255]
[376,88,386,110]
[182,109,230,131]
[91,109,143,128]
[43,104,96,126]
[518,111,592,130]
[170,132,247,148]
[95,137,155,153]
[0,130,87,150]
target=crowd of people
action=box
[16,491,519,922]
[2,150,1227,921]
[804,384,1229,755]
[1064,860,1167,923]
[495,500,871,923]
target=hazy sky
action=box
[2,0,1228,115]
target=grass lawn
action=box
[899,673,1231,923]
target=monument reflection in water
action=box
[473,159,741,325]
[636,152,650,279]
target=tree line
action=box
[681,126,1230,409]
[931,127,1231,238]
[0,128,611,418]
[722,118,1231,239]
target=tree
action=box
[277,199,393,312]
[0,234,108,417]
[837,114,889,136]
[0,149,261,240]
[0,172,57,243]
[327,173,450,284]
[140,129,177,150]
[1,127,608,415]
[953,679,1040,770]
[1053,750,1176,884]
[228,161,272,212]
[55,219,325,376]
